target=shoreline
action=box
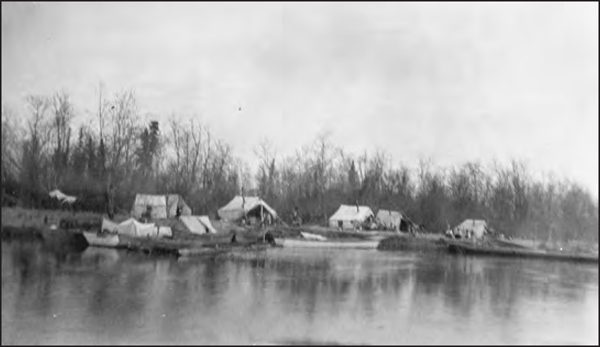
[377,234,599,264]
[2,207,598,263]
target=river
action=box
[2,238,598,345]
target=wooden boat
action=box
[178,243,273,257]
[275,237,379,249]
[117,232,276,257]
[82,230,120,248]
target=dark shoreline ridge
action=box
[378,235,599,264]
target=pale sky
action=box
[2,2,598,197]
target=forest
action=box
[2,89,598,243]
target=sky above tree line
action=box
[2,2,598,198]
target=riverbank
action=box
[446,239,598,264]
[377,233,448,252]
[378,233,599,264]
[1,207,128,229]
[1,207,275,257]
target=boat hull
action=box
[83,231,120,248]
[276,238,379,249]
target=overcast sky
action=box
[2,2,598,197]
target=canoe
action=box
[300,231,327,241]
[82,231,120,248]
[275,238,379,249]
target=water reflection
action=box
[2,239,597,345]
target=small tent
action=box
[217,196,277,222]
[329,204,374,230]
[376,210,403,231]
[454,219,489,239]
[49,189,77,204]
[376,209,417,232]
[180,215,218,234]
[131,194,191,220]
[102,217,172,238]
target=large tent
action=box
[217,196,277,222]
[376,210,403,231]
[454,219,489,239]
[180,215,218,234]
[376,209,416,232]
[329,204,374,230]
[131,194,192,220]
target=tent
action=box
[376,210,403,231]
[376,209,417,232]
[131,194,191,220]
[110,218,172,238]
[49,189,77,204]
[101,218,119,233]
[329,204,374,230]
[100,217,172,238]
[454,219,489,239]
[217,196,277,222]
[166,194,192,218]
[180,215,218,234]
[376,209,402,230]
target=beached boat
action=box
[275,237,379,249]
[178,243,273,257]
[82,231,120,248]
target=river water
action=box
[2,238,598,345]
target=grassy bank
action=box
[378,233,599,263]
[377,234,448,252]
[1,207,269,254]
[1,207,129,229]
[446,239,599,264]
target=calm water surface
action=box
[2,238,598,345]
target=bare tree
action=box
[50,92,74,189]
[1,106,23,185]
[254,137,277,200]
[102,89,139,216]
[21,95,53,206]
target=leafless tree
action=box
[50,92,74,189]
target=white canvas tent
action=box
[131,194,192,220]
[101,217,172,238]
[49,189,77,204]
[217,196,277,222]
[329,204,374,230]
[180,216,218,234]
[376,210,403,231]
[376,209,417,232]
[454,219,489,239]
[165,195,192,218]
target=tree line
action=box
[2,89,598,242]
